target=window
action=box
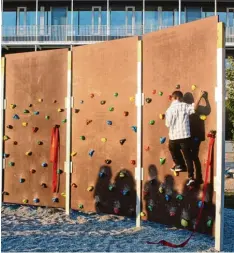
[110,8,125,35]
[92,6,101,34]
[17,7,27,35]
[126,6,135,34]
[186,7,202,23]
[3,11,17,26]
[145,8,159,32]
[227,8,234,27]
[162,8,174,27]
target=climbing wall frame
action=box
[71,37,138,215]
[3,49,68,207]
[141,16,218,234]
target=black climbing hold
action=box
[145,98,152,103]
[176,84,180,89]
[105,159,111,164]
[89,149,95,157]
[74,109,80,113]
[57,169,63,174]
[100,100,106,105]
[7,125,13,129]
[52,197,59,203]
[119,139,126,145]
[41,183,47,188]
[19,178,25,183]
[3,153,9,158]
[107,120,112,125]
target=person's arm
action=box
[194,91,206,110]
[165,108,172,127]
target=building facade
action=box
[1,0,234,55]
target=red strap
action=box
[146,133,215,247]
[50,127,60,193]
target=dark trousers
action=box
[169,138,194,178]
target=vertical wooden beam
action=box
[215,22,225,251]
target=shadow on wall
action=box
[93,165,136,217]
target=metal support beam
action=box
[215,0,217,16]
[35,0,38,43]
[71,0,73,42]
[178,0,181,25]
[142,0,145,34]
[107,0,110,39]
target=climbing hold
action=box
[41,163,48,167]
[13,141,18,145]
[99,170,106,178]
[74,109,80,113]
[71,151,77,157]
[45,115,50,120]
[114,92,118,97]
[181,219,189,227]
[148,205,153,212]
[200,115,207,121]
[38,98,43,102]
[143,189,149,196]
[95,196,100,206]
[52,197,59,203]
[22,199,28,204]
[72,183,77,188]
[105,159,111,165]
[121,186,130,196]
[57,108,63,112]
[169,95,172,100]
[119,170,127,178]
[140,212,146,217]
[101,138,107,143]
[144,146,150,151]
[197,200,204,209]
[191,85,196,91]
[7,125,13,129]
[159,114,165,120]
[152,89,156,94]
[29,104,33,107]
[86,119,92,125]
[10,104,16,109]
[145,98,152,103]
[41,183,47,188]
[34,111,39,115]
[87,186,94,192]
[57,169,63,174]
[176,194,183,201]
[3,153,9,158]
[25,151,32,156]
[100,100,106,105]
[129,96,135,102]
[130,160,136,165]
[90,93,94,98]
[78,204,84,209]
[114,207,120,214]
[80,136,85,140]
[62,119,67,123]
[107,120,112,125]
[160,158,166,165]
[159,185,165,194]
[24,109,30,114]
[159,91,163,96]
[124,111,129,116]
[207,217,213,227]
[33,198,40,203]
[80,100,84,104]
[165,194,171,202]
[13,114,20,120]
[53,100,57,103]
[37,141,43,145]
[19,178,25,183]
[2,191,9,196]
[174,170,179,176]
[89,149,95,157]
[169,207,176,217]
[8,162,15,167]
[61,192,66,197]
[149,120,155,125]
[22,122,28,127]
[131,126,137,132]
[3,135,10,141]
[32,127,39,133]
[160,137,166,144]
[108,184,115,191]
[119,139,126,145]
[176,84,180,89]
[109,107,114,112]
[30,169,36,174]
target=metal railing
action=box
[2,25,234,45]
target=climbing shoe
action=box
[186,178,195,187]
[170,165,183,172]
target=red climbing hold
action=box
[130,160,136,165]
[32,127,39,133]
[144,146,150,151]
[152,89,156,94]
[90,93,94,98]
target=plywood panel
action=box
[3,49,68,208]
[142,17,217,234]
[72,37,138,216]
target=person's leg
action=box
[191,140,203,183]
[169,140,184,171]
[180,138,195,181]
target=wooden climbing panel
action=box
[71,37,138,215]
[142,16,218,234]
[3,49,68,207]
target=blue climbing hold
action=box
[160,137,166,144]
[165,194,171,202]
[34,111,39,115]
[197,200,204,208]
[89,149,95,157]
[131,126,137,132]
[99,171,105,178]
[107,120,112,125]
[41,162,48,167]
[13,114,20,120]
[19,178,25,183]
[52,197,59,203]
[33,198,39,203]
[122,189,129,196]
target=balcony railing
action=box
[2,25,234,45]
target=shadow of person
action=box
[113,169,136,217]
[93,165,112,214]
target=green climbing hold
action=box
[181,218,189,227]
[24,109,30,114]
[114,92,118,97]
[57,169,63,174]
[148,205,153,212]
[8,162,15,167]
[176,194,183,201]
[159,91,163,96]
[80,136,85,140]
[207,219,213,227]
[149,120,155,125]
[45,115,50,120]
[79,204,84,209]
[109,107,114,112]
[160,158,166,165]
[62,119,67,123]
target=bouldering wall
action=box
[71,37,138,215]
[142,16,218,234]
[3,49,68,207]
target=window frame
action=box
[125,6,135,35]
[92,6,102,35]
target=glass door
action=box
[17,7,27,35]
[92,6,102,34]
[227,8,234,27]
[51,7,67,40]
[125,6,135,35]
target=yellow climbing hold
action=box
[200,115,207,121]
[101,138,107,143]
[87,186,94,192]
[181,218,189,227]
[174,171,179,176]
[140,212,146,217]
[38,98,43,102]
[22,199,28,204]
[71,152,77,157]
[119,172,125,178]
[61,192,66,197]
[3,135,10,141]
[191,85,196,91]
[22,122,28,127]
[58,108,63,112]
[129,96,135,102]
[25,151,32,156]
[159,114,165,120]
[10,104,16,109]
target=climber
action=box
[165,90,206,186]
